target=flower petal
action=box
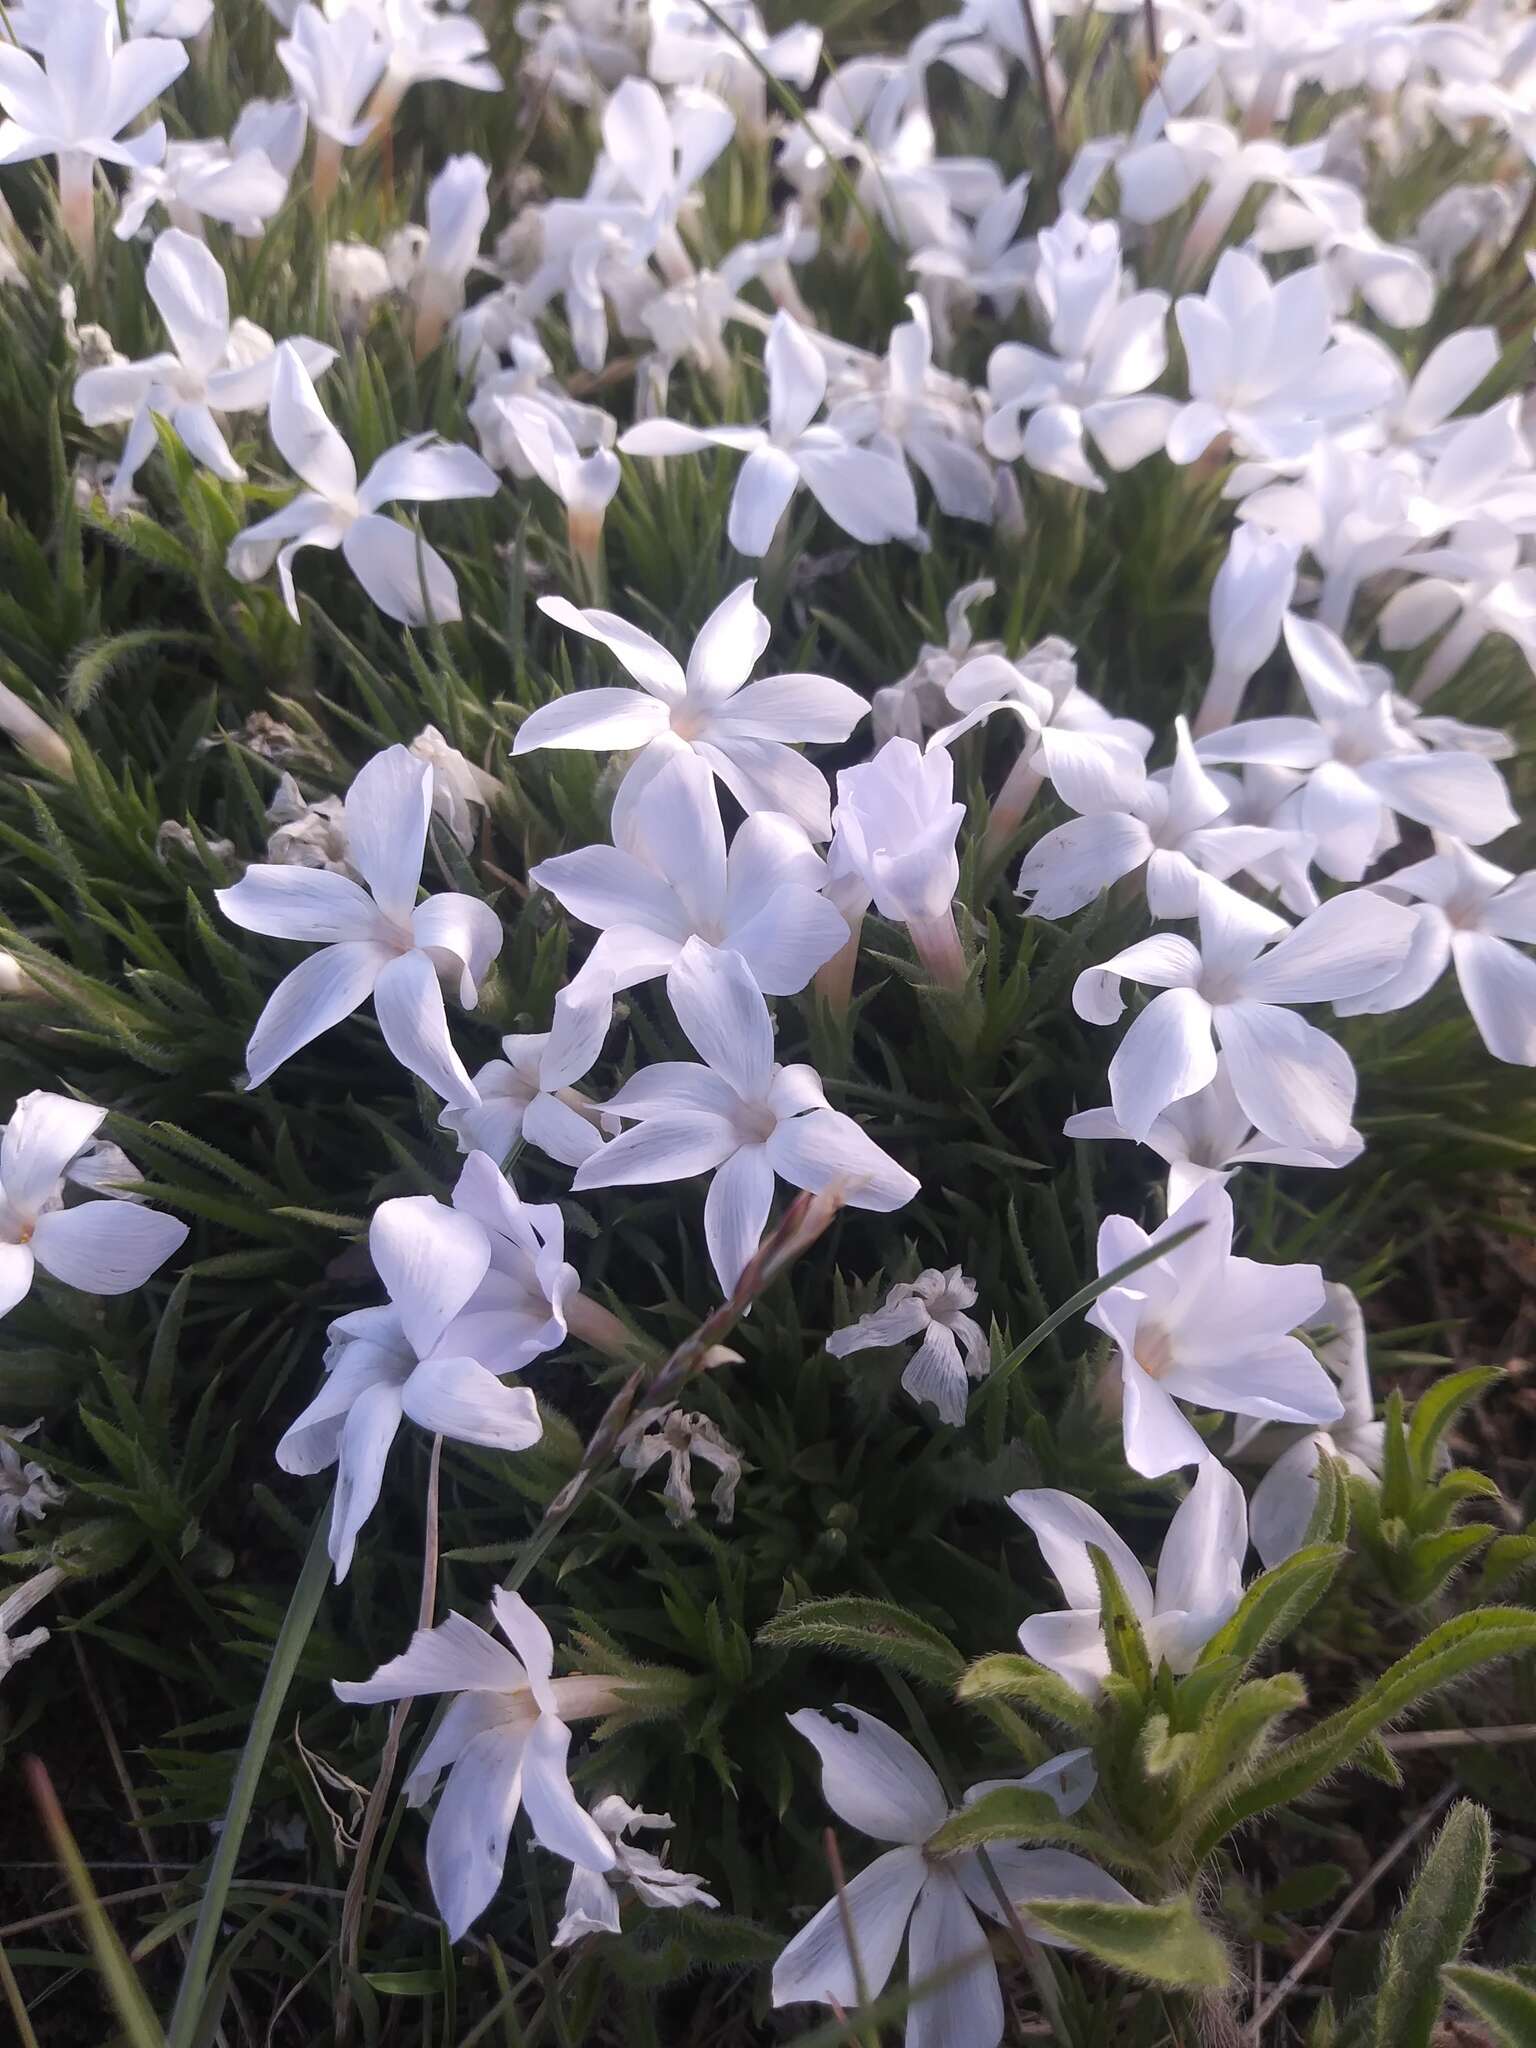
[369,1195,491,1358]
[771,1845,927,2011]
[334,1610,527,1704]
[1452,931,1536,1066]
[30,1200,187,1296]
[667,937,775,1101]
[1106,987,1219,1140]
[703,1141,776,1298]
[329,1379,405,1581]
[341,515,463,626]
[727,442,801,556]
[766,1107,919,1212]
[905,1871,1004,2048]
[787,1706,947,1843]
[1216,998,1359,1152]
[536,596,685,701]
[2,1091,106,1219]
[1006,1487,1153,1619]
[684,580,771,705]
[372,949,482,1109]
[244,941,392,1088]
[400,1357,543,1451]
[426,1726,527,1941]
[216,863,383,945]
[269,341,356,502]
[520,1714,618,1870]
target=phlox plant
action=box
[2,2,1536,2047]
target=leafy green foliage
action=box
[1020,1895,1230,1991]
[1442,1962,1536,2045]
[1366,1802,1491,2048]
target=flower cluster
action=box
[4,0,1536,2038]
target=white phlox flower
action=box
[773,1706,1131,2048]
[824,737,968,988]
[1195,613,1519,881]
[1007,1454,1249,1694]
[0,0,189,262]
[334,1590,625,1936]
[226,344,500,624]
[0,1420,66,1542]
[825,294,997,524]
[617,1404,744,1524]
[277,1194,544,1580]
[516,578,868,842]
[983,212,1174,492]
[1085,1179,1338,1478]
[1065,1065,1363,1213]
[0,1090,188,1321]
[827,1266,990,1425]
[441,978,617,1169]
[619,310,922,556]
[217,744,504,1105]
[1017,716,1306,923]
[1336,837,1536,1066]
[74,229,336,514]
[554,1794,720,1945]
[531,747,848,997]
[574,939,919,1298]
[1073,881,1418,1157]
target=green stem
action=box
[166,1498,334,2048]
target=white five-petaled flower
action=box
[827,1266,989,1425]
[983,212,1174,492]
[773,1706,1131,2048]
[575,939,918,1298]
[1073,883,1417,1156]
[1087,1180,1337,1478]
[1236,1281,1384,1568]
[517,579,868,842]
[227,345,499,624]
[1017,717,1301,923]
[276,4,386,199]
[0,1091,188,1321]
[617,1404,743,1525]
[441,979,615,1168]
[216,744,503,1106]
[1196,615,1519,882]
[0,0,189,262]
[619,310,921,555]
[75,230,336,514]
[1008,1455,1249,1695]
[277,1194,544,1581]
[532,748,847,997]
[1065,1066,1362,1212]
[0,1420,66,1543]
[1164,250,1397,466]
[1336,837,1536,1067]
[333,1590,623,1938]
[553,1794,720,1946]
